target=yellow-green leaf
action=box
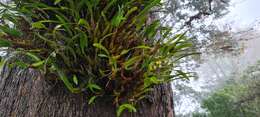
[26,52,41,62]
[32,22,46,29]
[87,83,102,92]
[78,19,87,25]
[93,43,110,55]
[54,0,62,5]
[88,96,97,104]
[124,56,141,70]
[117,104,137,117]
[31,60,45,67]
[73,75,78,85]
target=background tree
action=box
[160,0,231,47]
[195,60,260,117]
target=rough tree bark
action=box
[0,60,175,117]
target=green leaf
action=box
[137,0,161,18]
[111,6,125,27]
[32,22,46,29]
[144,20,160,38]
[0,25,22,37]
[78,19,88,25]
[144,76,160,88]
[31,60,45,67]
[133,45,151,49]
[1,13,18,24]
[54,0,62,5]
[57,69,80,93]
[167,32,187,44]
[73,75,78,85]
[79,34,88,53]
[125,7,138,18]
[98,54,109,58]
[91,0,100,7]
[120,49,130,55]
[0,38,12,47]
[15,61,29,69]
[26,52,41,62]
[87,83,102,92]
[93,43,110,55]
[35,33,58,46]
[88,96,97,104]
[102,0,117,13]
[110,56,118,71]
[0,57,5,68]
[174,42,193,50]
[55,15,72,36]
[124,56,141,70]
[175,70,189,80]
[117,104,137,117]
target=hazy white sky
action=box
[227,0,260,26]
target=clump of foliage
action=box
[197,61,260,117]
[0,0,194,116]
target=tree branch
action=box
[184,12,211,26]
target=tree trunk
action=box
[0,61,175,117]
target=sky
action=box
[226,0,260,27]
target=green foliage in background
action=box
[195,61,260,117]
[0,0,195,116]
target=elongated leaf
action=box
[144,76,161,88]
[167,32,187,44]
[15,61,29,69]
[0,25,22,37]
[0,38,12,47]
[93,43,110,55]
[98,54,109,58]
[88,96,97,104]
[31,60,45,67]
[87,83,102,92]
[102,0,117,13]
[89,0,100,8]
[55,15,72,36]
[79,34,88,53]
[54,0,63,5]
[175,70,189,80]
[124,56,141,70]
[120,49,130,55]
[133,45,151,50]
[137,0,161,18]
[117,104,137,117]
[144,20,160,38]
[111,6,125,27]
[35,33,58,46]
[73,75,78,85]
[32,22,46,29]
[174,42,193,51]
[26,52,41,62]
[57,69,80,93]
[0,57,5,68]
[125,7,138,18]
[78,18,88,25]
